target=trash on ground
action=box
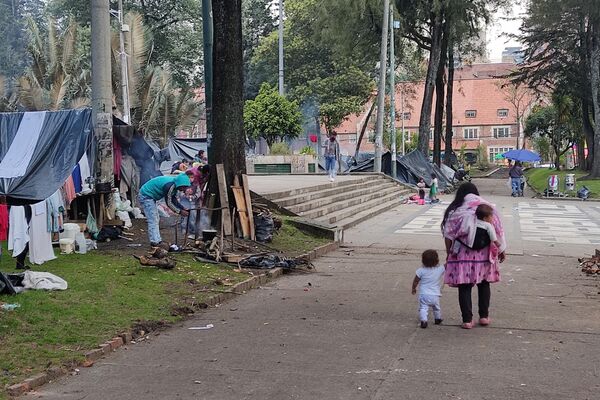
[239,254,298,269]
[578,250,600,275]
[188,324,214,330]
[0,303,20,311]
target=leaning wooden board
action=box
[216,164,233,236]
[242,174,256,241]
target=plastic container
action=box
[60,223,80,241]
[75,232,87,254]
[59,238,75,254]
[565,174,576,191]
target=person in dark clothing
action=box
[509,161,524,197]
[15,205,32,270]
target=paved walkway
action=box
[247,174,367,195]
[31,179,600,400]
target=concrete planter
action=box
[247,155,317,174]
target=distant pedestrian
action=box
[441,183,506,329]
[323,133,340,182]
[429,173,439,203]
[194,149,208,164]
[412,249,445,329]
[417,178,426,205]
[509,161,524,197]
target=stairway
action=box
[261,174,412,230]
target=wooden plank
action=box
[216,164,233,236]
[242,174,256,241]
[231,185,250,239]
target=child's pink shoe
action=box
[461,322,474,329]
[479,318,491,326]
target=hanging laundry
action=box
[0,204,8,241]
[78,152,93,195]
[63,176,76,206]
[28,201,56,265]
[8,206,29,257]
[114,136,123,181]
[72,164,83,194]
[46,190,65,233]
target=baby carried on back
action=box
[450,196,504,257]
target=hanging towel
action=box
[63,176,76,206]
[28,202,56,265]
[78,152,93,194]
[8,206,29,257]
[72,164,83,194]
[0,111,47,178]
[0,204,8,241]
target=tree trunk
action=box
[211,0,246,187]
[433,25,448,167]
[554,145,561,171]
[577,136,586,169]
[355,101,376,158]
[590,21,600,177]
[444,43,454,167]
[417,9,444,155]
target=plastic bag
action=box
[254,213,274,243]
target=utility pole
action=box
[116,0,130,124]
[401,88,406,155]
[202,0,213,162]
[91,0,113,188]
[389,1,397,179]
[278,0,284,95]
[374,0,390,173]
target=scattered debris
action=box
[0,303,20,311]
[578,250,600,275]
[188,324,214,330]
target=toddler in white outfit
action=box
[412,249,445,329]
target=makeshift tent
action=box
[350,150,454,191]
[0,109,93,204]
[152,138,208,175]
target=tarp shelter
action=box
[0,109,93,204]
[152,138,208,175]
[350,150,454,191]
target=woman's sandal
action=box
[479,318,491,326]
[461,321,474,329]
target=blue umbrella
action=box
[501,149,541,162]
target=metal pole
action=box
[91,0,113,185]
[202,0,213,162]
[373,0,390,173]
[118,0,130,124]
[278,0,284,95]
[389,2,396,179]
[401,88,406,155]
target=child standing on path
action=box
[412,250,445,328]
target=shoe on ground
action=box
[434,318,443,325]
[461,321,474,329]
[479,317,491,326]
[420,321,428,329]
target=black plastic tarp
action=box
[0,109,93,203]
[350,150,454,190]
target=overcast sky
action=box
[487,4,526,62]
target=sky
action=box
[487,4,526,62]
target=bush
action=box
[270,142,291,155]
[299,146,316,156]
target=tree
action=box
[211,0,246,185]
[497,80,538,149]
[525,94,579,170]
[244,83,302,148]
[515,0,600,173]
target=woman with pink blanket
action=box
[441,183,506,329]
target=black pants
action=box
[15,205,32,270]
[458,281,490,323]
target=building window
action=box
[497,109,509,118]
[493,126,511,138]
[349,135,357,144]
[489,146,514,161]
[402,112,411,120]
[463,127,479,139]
[465,110,477,118]
[368,132,375,143]
[430,128,434,140]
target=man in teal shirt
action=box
[138,174,191,247]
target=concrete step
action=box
[286,179,401,213]
[333,196,407,230]
[316,190,408,226]
[298,184,411,220]
[262,175,384,202]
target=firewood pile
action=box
[578,250,600,275]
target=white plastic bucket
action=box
[565,174,575,191]
[61,223,80,241]
[75,233,87,254]
[59,238,75,254]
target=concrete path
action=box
[31,179,600,400]
[248,174,366,195]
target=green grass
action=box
[525,168,600,198]
[0,247,247,394]
[271,216,331,256]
